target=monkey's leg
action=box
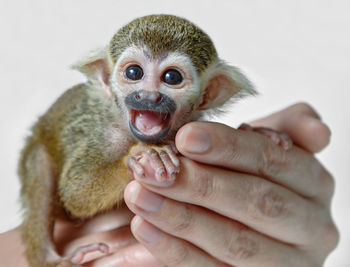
[128,143,180,183]
[239,123,293,150]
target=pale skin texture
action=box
[0,103,338,266]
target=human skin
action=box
[0,103,338,266]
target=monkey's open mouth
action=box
[129,109,171,143]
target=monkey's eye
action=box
[125,65,144,80]
[162,69,183,85]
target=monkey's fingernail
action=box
[177,125,211,153]
[168,155,180,167]
[136,167,144,176]
[170,173,177,181]
[134,167,175,187]
[156,170,166,182]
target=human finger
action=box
[250,102,331,153]
[175,121,333,199]
[125,183,314,266]
[127,168,337,255]
[130,216,230,267]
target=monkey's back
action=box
[19,84,86,179]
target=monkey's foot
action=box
[239,123,293,150]
[128,144,180,184]
[68,242,109,265]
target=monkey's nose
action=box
[135,90,162,103]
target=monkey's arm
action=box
[59,140,180,219]
[58,149,130,219]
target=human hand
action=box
[122,103,338,266]
[250,102,331,153]
[1,103,335,266]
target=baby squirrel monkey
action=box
[19,14,290,266]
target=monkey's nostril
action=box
[135,93,141,100]
[156,95,162,102]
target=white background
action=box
[0,0,349,266]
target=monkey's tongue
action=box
[134,110,167,135]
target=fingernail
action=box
[131,216,162,244]
[129,181,164,212]
[177,125,211,153]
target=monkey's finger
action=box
[146,149,167,182]
[175,121,333,200]
[249,102,331,153]
[127,157,145,178]
[159,150,179,180]
[125,184,313,267]
[163,145,180,167]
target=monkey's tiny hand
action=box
[128,144,180,184]
[239,123,293,150]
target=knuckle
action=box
[189,162,216,202]
[171,205,194,235]
[224,224,259,262]
[307,212,339,255]
[250,184,288,220]
[222,133,241,163]
[319,169,335,200]
[257,188,286,218]
[294,102,315,114]
[257,139,288,178]
[328,224,340,252]
[300,256,324,267]
[292,102,321,120]
[164,239,190,266]
[319,221,340,253]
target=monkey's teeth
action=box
[134,110,167,135]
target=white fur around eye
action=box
[159,52,196,82]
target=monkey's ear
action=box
[72,47,113,97]
[198,60,256,110]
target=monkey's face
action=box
[111,46,201,143]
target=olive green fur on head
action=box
[109,14,218,74]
